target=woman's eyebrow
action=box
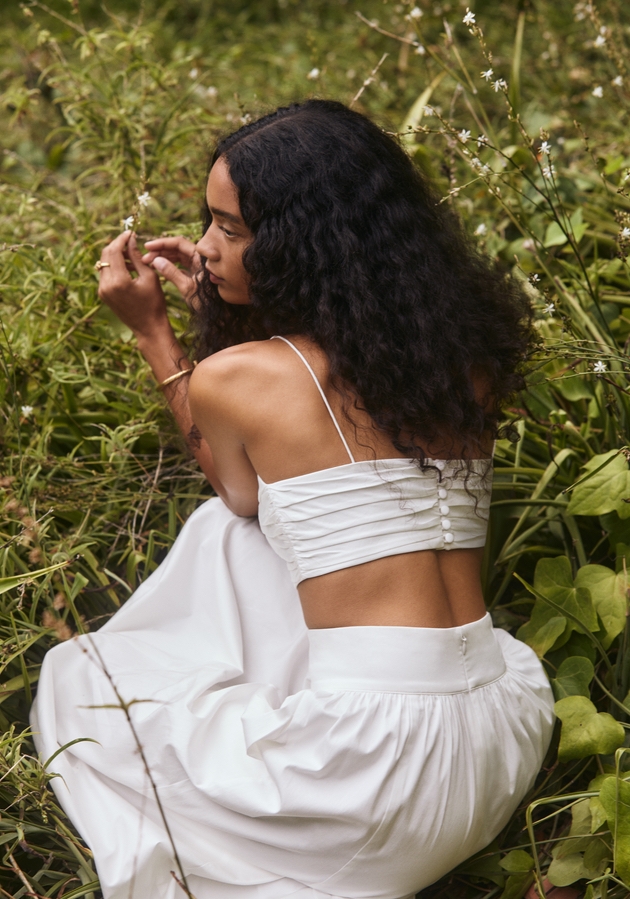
[209,206,243,225]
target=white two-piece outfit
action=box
[32,337,555,899]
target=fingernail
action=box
[152,256,167,272]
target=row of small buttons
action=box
[435,462,454,545]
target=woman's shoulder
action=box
[189,339,292,420]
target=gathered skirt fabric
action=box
[31,498,555,899]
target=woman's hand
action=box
[97,232,170,340]
[142,236,201,310]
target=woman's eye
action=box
[220,226,235,238]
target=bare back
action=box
[188,335,490,629]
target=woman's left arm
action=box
[97,231,221,488]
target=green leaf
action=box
[548,852,591,886]
[518,556,600,658]
[569,207,588,243]
[583,837,612,877]
[544,220,568,247]
[499,850,534,874]
[552,656,595,700]
[0,559,71,595]
[499,872,533,899]
[575,565,627,649]
[568,452,630,519]
[555,696,625,761]
[599,776,630,885]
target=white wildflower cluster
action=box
[493,79,508,92]
[21,405,34,417]
[523,238,536,252]
[123,215,135,231]
[414,44,426,55]
[206,86,218,98]
[137,192,150,207]
[594,27,607,48]
[474,223,487,236]
[573,2,593,22]
[423,105,435,116]
[529,273,541,284]
[188,68,198,80]
[240,113,252,125]
[409,6,423,19]
[593,360,607,373]
[543,302,555,314]
[481,68,493,82]
[307,68,320,81]
[462,8,476,27]
[592,85,603,98]
[542,165,556,179]
[612,75,624,87]
[458,129,471,143]
[477,134,488,149]
[619,226,630,244]
[539,141,551,156]
[470,157,491,175]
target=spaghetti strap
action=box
[271,336,355,463]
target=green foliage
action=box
[2,0,630,897]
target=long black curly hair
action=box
[193,99,533,463]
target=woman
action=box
[32,100,554,899]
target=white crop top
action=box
[257,337,492,586]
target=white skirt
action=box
[31,498,555,899]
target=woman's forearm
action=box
[135,326,218,486]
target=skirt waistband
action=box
[307,612,506,693]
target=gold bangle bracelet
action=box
[157,362,197,391]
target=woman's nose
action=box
[196,233,219,261]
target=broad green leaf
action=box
[552,657,594,700]
[589,796,609,833]
[583,837,611,877]
[575,565,627,648]
[568,452,630,519]
[547,852,590,886]
[553,375,594,402]
[599,776,630,885]
[499,850,534,874]
[499,872,533,899]
[544,220,568,247]
[555,696,625,761]
[519,614,567,659]
[569,207,588,243]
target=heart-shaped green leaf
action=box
[568,451,630,519]
[575,564,627,648]
[552,656,595,700]
[599,776,630,885]
[555,695,625,761]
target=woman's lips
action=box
[207,269,223,284]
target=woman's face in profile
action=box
[196,157,252,305]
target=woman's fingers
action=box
[142,236,197,268]
[151,255,196,300]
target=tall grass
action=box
[1,0,630,897]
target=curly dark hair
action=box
[193,99,533,463]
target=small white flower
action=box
[481,68,494,81]
[240,113,252,125]
[123,215,135,231]
[414,44,426,55]
[543,302,555,314]
[477,134,488,149]
[523,239,536,252]
[594,34,606,47]
[463,8,476,26]
[449,187,461,197]
[21,405,34,417]
[592,85,603,98]
[206,85,218,98]
[542,165,556,179]
[530,273,541,283]
[493,79,508,92]
[137,192,150,207]
[540,141,551,155]
[188,68,198,80]
[593,360,607,373]
[423,105,435,116]
[620,227,630,240]
[307,67,320,80]
[409,6,423,18]
[613,75,624,87]
[474,223,487,236]
[458,129,471,143]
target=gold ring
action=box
[95,261,111,271]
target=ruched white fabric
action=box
[32,499,555,899]
[259,336,491,586]
[258,458,490,585]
